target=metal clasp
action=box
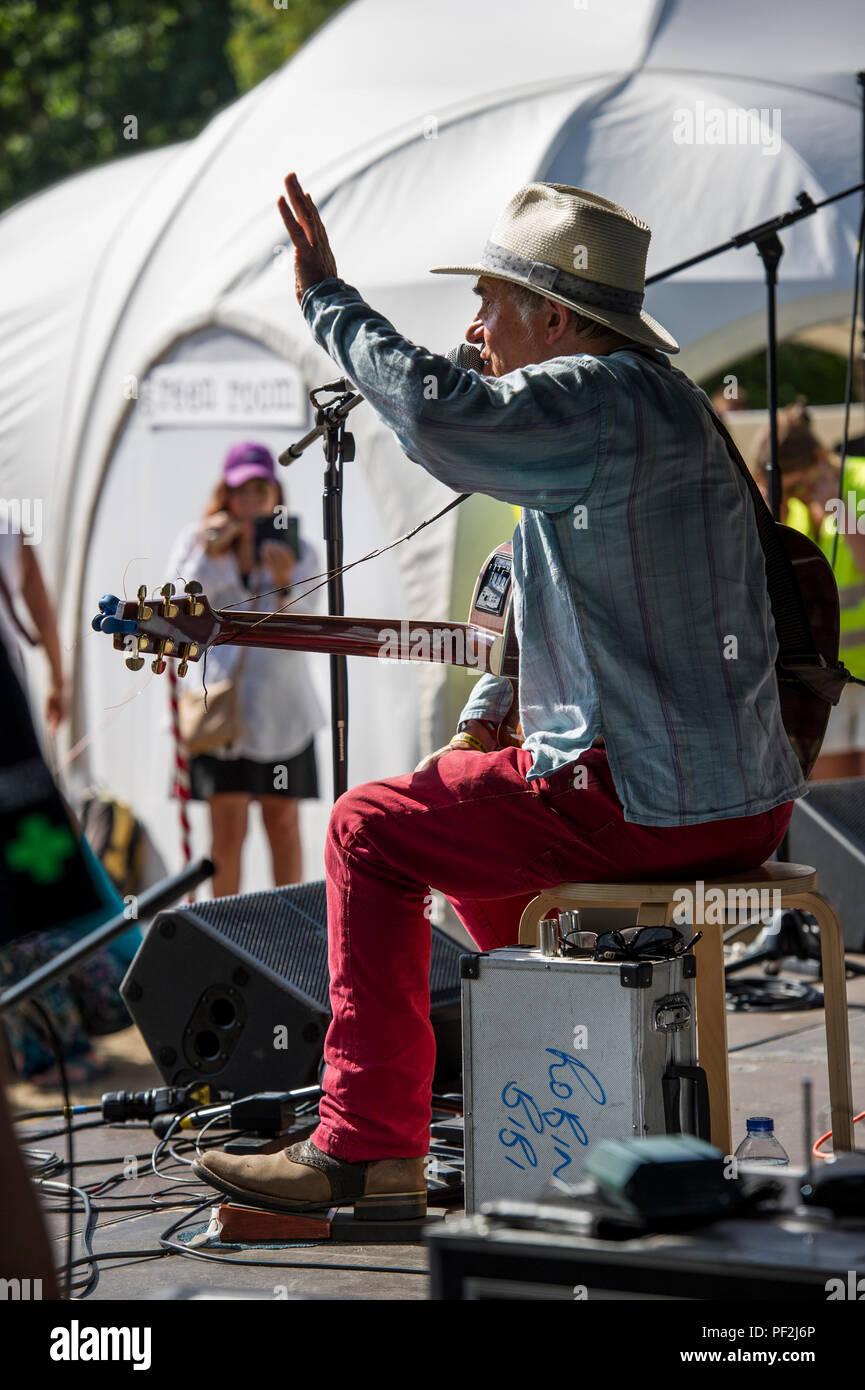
[653,993,692,1033]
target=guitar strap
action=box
[610,345,863,704]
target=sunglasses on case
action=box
[592,925,703,962]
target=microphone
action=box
[279,344,484,467]
[446,343,483,372]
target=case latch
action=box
[653,993,692,1032]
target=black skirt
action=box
[188,740,319,801]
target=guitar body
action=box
[467,542,522,747]
[462,529,843,768]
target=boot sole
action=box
[191,1160,427,1221]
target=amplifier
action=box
[122,879,464,1097]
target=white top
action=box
[167,520,327,763]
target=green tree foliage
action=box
[699,343,857,409]
[228,0,347,94]
[0,0,348,213]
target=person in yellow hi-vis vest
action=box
[754,399,865,780]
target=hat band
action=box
[481,241,644,316]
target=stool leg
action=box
[792,892,855,1153]
[635,903,671,926]
[518,894,554,948]
[693,926,733,1156]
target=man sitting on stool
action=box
[192,174,804,1220]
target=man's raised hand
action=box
[277,172,339,306]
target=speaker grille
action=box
[803,778,865,844]
[173,880,464,1009]
[126,879,465,1091]
[187,881,331,1005]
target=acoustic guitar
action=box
[93,526,844,775]
[92,542,523,747]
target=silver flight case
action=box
[461,945,707,1214]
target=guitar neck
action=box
[212,609,504,673]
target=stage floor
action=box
[10,957,865,1301]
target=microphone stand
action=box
[647,170,865,882]
[0,858,214,1015]
[279,382,363,800]
[647,179,865,521]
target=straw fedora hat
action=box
[430,182,679,354]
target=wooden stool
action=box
[518,862,855,1156]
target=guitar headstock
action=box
[92,583,220,676]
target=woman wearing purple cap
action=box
[168,442,325,895]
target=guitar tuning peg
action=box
[184,580,204,617]
[93,594,122,629]
[177,661,188,678]
[101,615,137,635]
[136,585,152,621]
[125,656,145,671]
[160,582,178,618]
[150,636,167,675]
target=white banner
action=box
[138,362,306,428]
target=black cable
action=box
[728,1017,842,1052]
[22,1147,64,1176]
[68,1148,159,1167]
[45,1198,194,1214]
[18,1117,107,1143]
[24,1000,74,1300]
[24,1108,431,1288]
[12,1104,101,1122]
[726,976,823,1011]
[65,1248,169,1271]
[36,1179,100,1297]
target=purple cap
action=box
[222,442,276,489]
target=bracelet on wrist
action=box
[449,731,488,753]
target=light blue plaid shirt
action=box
[302,279,806,826]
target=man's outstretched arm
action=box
[278,173,603,511]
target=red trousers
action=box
[311,746,794,1160]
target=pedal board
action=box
[214,1201,444,1244]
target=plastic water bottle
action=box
[734,1116,789,1167]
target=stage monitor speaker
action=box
[782,777,865,952]
[121,879,464,1097]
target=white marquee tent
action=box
[1,0,863,891]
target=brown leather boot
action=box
[192,1138,427,1221]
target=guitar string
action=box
[61,494,474,773]
[156,490,471,702]
[204,490,469,624]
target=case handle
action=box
[663,1063,711,1141]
